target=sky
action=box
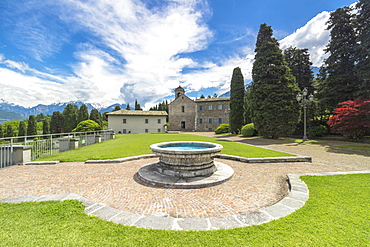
[0,0,358,109]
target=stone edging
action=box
[84,153,311,164]
[0,171,326,231]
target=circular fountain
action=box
[136,141,234,189]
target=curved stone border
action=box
[84,153,311,164]
[136,161,234,189]
[1,171,369,230]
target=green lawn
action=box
[36,133,293,162]
[1,173,369,246]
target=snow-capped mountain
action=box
[0,100,127,118]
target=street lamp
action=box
[296,88,314,141]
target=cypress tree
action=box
[248,23,300,139]
[229,67,245,134]
[50,111,63,133]
[62,104,78,132]
[126,104,130,110]
[27,115,37,136]
[77,104,89,123]
[135,99,142,110]
[42,118,50,134]
[18,121,27,137]
[90,109,102,126]
[355,0,370,98]
[5,124,14,138]
[321,7,358,111]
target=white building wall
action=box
[108,115,167,134]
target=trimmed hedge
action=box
[214,124,229,134]
[241,123,257,137]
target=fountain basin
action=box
[136,141,234,189]
[150,141,223,178]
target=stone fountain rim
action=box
[150,141,223,154]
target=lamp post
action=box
[296,88,314,141]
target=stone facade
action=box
[107,110,168,134]
[168,86,230,131]
[168,86,196,131]
[195,97,230,131]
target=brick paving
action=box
[2,153,369,218]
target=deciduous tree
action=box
[327,99,370,137]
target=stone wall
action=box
[168,95,196,131]
[195,98,230,131]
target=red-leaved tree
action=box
[327,99,370,137]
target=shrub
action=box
[241,123,257,137]
[308,125,328,137]
[214,124,229,134]
[72,120,102,132]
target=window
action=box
[208,105,213,110]
[198,105,203,111]
[145,129,148,133]
[123,119,126,124]
[145,119,149,124]
[198,118,203,124]
[181,106,185,112]
[208,118,213,124]
[181,121,186,129]
[218,118,223,124]
[217,104,223,110]
[158,119,161,124]
[158,129,161,132]
[122,129,127,133]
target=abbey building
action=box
[168,86,230,131]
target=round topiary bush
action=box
[214,124,229,134]
[308,125,328,137]
[241,123,257,137]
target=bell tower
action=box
[174,86,185,98]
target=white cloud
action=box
[279,11,331,67]
[57,0,213,107]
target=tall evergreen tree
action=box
[90,109,102,126]
[62,104,78,132]
[321,7,358,111]
[0,125,3,138]
[50,111,63,133]
[135,99,142,110]
[229,67,245,134]
[125,104,130,110]
[284,47,314,92]
[27,115,37,136]
[42,118,50,134]
[77,104,89,123]
[248,24,300,139]
[18,121,27,137]
[355,0,370,98]
[5,124,14,137]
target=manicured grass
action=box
[335,144,370,152]
[35,133,293,162]
[1,173,369,246]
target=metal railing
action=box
[0,130,114,168]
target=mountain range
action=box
[0,100,127,121]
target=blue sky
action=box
[0,0,357,109]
